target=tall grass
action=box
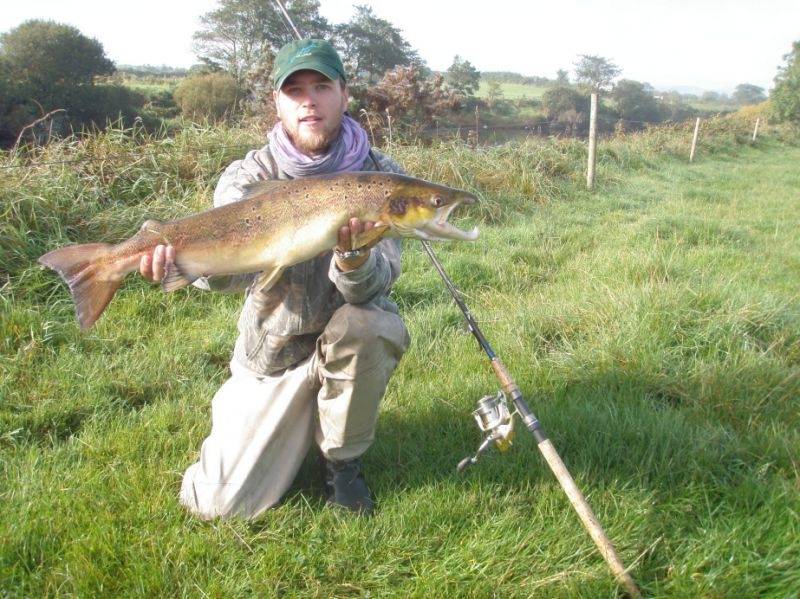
[1,112,798,596]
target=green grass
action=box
[1,118,798,596]
[477,80,548,100]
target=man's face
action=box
[273,70,349,156]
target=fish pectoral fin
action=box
[161,261,199,293]
[253,266,285,294]
[351,224,390,250]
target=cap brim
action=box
[275,61,343,90]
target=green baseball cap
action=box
[271,39,347,90]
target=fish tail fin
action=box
[38,243,122,330]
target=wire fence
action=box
[0,107,759,177]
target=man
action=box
[140,39,409,519]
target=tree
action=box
[193,0,330,84]
[364,65,459,133]
[334,5,418,84]
[445,55,480,98]
[612,79,662,125]
[573,54,621,92]
[555,69,570,85]
[0,20,126,141]
[542,85,590,133]
[0,20,114,111]
[771,40,800,123]
[485,80,504,109]
[701,90,729,104]
[732,83,766,105]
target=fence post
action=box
[752,117,760,142]
[689,117,701,162]
[586,93,598,189]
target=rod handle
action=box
[538,439,641,598]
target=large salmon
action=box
[39,172,479,330]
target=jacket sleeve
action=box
[328,150,405,304]
[192,146,275,293]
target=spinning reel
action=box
[457,391,516,472]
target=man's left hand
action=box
[335,218,376,272]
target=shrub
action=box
[173,72,240,121]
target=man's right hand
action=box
[139,244,176,283]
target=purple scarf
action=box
[268,114,370,178]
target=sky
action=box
[1,0,797,93]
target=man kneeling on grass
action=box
[139,39,409,518]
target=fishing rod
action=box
[421,241,641,597]
[273,3,640,596]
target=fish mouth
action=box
[415,195,479,241]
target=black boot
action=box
[322,456,374,515]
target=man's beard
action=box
[283,116,342,155]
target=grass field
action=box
[1,119,798,596]
[477,80,548,100]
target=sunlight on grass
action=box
[1,117,798,596]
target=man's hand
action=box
[139,244,176,282]
[335,218,376,272]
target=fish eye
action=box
[431,195,445,207]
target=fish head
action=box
[382,180,480,242]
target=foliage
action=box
[445,55,481,98]
[484,80,504,109]
[334,5,419,85]
[363,65,460,134]
[555,69,570,85]
[542,84,591,133]
[193,0,330,84]
[574,54,621,92]
[173,73,240,122]
[732,83,766,105]
[771,40,800,124]
[0,20,129,143]
[612,79,663,126]
[701,90,730,104]
[0,56,15,128]
[0,20,114,94]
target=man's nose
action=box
[300,90,317,106]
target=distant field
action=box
[477,80,548,100]
[121,77,179,96]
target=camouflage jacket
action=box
[195,145,405,376]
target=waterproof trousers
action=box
[179,302,410,520]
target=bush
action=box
[173,72,240,122]
[771,40,800,124]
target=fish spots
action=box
[245,218,252,226]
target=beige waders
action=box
[179,302,409,520]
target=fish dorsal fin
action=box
[240,179,294,201]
